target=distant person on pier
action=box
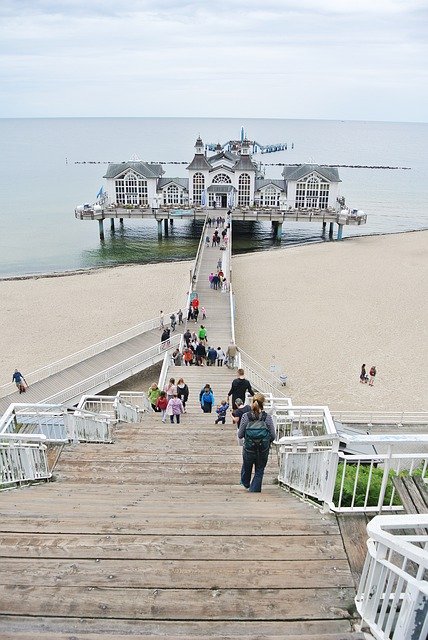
[216,346,225,366]
[226,341,239,368]
[209,272,214,288]
[205,234,210,248]
[159,310,164,330]
[360,364,368,384]
[187,306,194,322]
[172,349,182,366]
[177,309,183,325]
[184,328,192,346]
[228,368,254,410]
[369,365,377,387]
[195,341,207,366]
[207,217,212,227]
[176,378,189,412]
[12,369,27,394]
[238,393,275,492]
[161,327,170,348]
[193,306,199,323]
[201,306,207,320]
[170,313,177,331]
[198,325,207,343]
[207,346,217,366]
[183,346,194,366]
[164,378,177,402]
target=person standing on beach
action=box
[360,364,368,384]
[369,366,377,386]
[228,369,254,410]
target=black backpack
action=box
[244,411,272,454]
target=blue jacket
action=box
[200,390,214,406]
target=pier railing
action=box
[275,427,428,514]
[356,514,428,640]
[331,410,428,428]
[239,347,288,397]
[0,436,49,488]
[0,312,176,397]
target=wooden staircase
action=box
[0,371,366,639]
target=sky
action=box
[0,0,427,121]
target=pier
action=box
[0,217,426,640]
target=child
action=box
[166,392,184,424]
[215,400,229,425]
[200,385,215,413]
[156,391,168,423]
[205,235,210,247]
[201,306,206,319]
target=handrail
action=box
[331,410,428,426]
[41,335,181,405]
[0,311,178,397]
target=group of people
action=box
[208,269,228,292]
[359,364,377,386]
[207,216,227,227]
[147,377,189,424]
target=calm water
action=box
[0,117,426,277]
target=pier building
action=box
[76,134,367,240]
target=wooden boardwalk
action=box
[0,224,366,638]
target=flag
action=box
[96,186,104,199]
[201,189,207,207]
[227,190,234,208]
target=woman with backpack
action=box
[237,393,275,493]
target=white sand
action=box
[1,231,427,411]
[233,231,428,411]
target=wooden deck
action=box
[0,225,366,638]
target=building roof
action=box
[186,154,212,171]
[208,150,237,164]
[255,179,286,191]
[282,164,341,183]
[233,155,257,172]
[158,177,189,190]
[103,161,164,179]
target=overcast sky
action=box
[0,0,427,121]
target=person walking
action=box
[195,341,207,366]
[216,346,225,366]
[198,325,207,343]
[228,368,254,410]
[183,346,193,366]
[184,328,192,346]
[238,393,275,492]
[156,391,168,423]
[170,313,177,332]
[147,383,161,411]
[201,306,207,320]
[166,393,184,424]
[231,398,252,428]
[215,399,229,425]
[159,310,164,330]
[369,365,377,386]
[199,384,215,413]
[176,378,189,412]
[226,341,238,368]
[164,378,177,402]
[12,369,27,393]
[177,309,183,325]
[207,346,217,366]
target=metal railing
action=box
[0,312,176,398]
[239,347,288,397]
[356,514,428,640]
[331,410,428,428]
[114,391,151,423]
[41,335,181,404]
[276,428,428,514]
[0,437,50,488]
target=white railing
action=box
[332,410,428,428]
[0,312,176,398]
[76,395,117,417]
[158,350,173,396]
[276,429,428,514]
[356,514,428,640]
[239,348,289,398]
[0,403,69,443]
[0,437,50,488]
[114,391,151,423]
[64,410,113,443]
[190,213,208,287]
[41,335,181,404]
[273,404,336,440]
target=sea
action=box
[0,117,426,278]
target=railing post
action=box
[378,444,392,514]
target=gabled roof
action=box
[208,150,237,164]
[207,185,236,193]
[255,178,285,192]
[233,155,257,172]
[103,161,163,179]
[282,164,341,183]
[209,164,235,174]
[158,178,189,190]
[186,155,212,171]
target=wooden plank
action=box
[392,477,417,514]
[403,476,428,515]
[337,514,369,589]
[0,558,355,589]
[0,585,356,620]
[0,533,347,560]
[0,615,358,638]
[414,476,428,508]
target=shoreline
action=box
[1,227,427,283]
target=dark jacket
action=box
[228,378,254,404]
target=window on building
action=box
[238,173,250,206]
[193,173,205,205]
[212,173,232,184]
[163,184,183,205]
[261,185,280,206]
[294,174,329,209]
[115,171,148,205]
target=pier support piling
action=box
[119,218,124,225]
[272,221,283,240]
[98,219,105,241]
[110,218,115,232]
[329,222,334,240]
[164,218,169,235]
[322,221,327,237]
[157,220,163,238]
[337,223,344,240]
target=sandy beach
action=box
[1,231,427,411]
